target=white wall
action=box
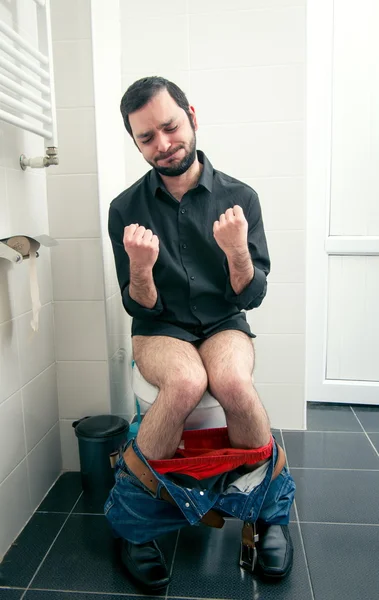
[47,0,112,470]
[120,0,306,429]
[0,0,61,560]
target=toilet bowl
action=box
[131,361,227,430]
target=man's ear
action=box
[189,105,198,131]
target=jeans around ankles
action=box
[104,438,296,544]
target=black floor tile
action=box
[293,469,379,524]
[368,432,379,453]
[352,406,379,432]
[282,431,379,469]
[72,489,110,515]
[306,404,361,432]
[0,590,24,599]
[25,593,153,599]
[301,523,379,600]
[168,521,313,599]
[37,472,82,513]
[30,514,177,595]
[0,514,66,589]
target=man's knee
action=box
[209,373,253,406]
[163,366,208,413]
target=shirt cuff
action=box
[122,285,164,318]
[224,263,267,310]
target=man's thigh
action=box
[197,330,255,383]
[132,335,206,389]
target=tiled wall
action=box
[47,0,111,471]
[0,0,61,560]
[120,0,306,429]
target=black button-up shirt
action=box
[108,151,270,342]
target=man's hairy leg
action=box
[132,336,208,460]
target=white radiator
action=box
[0,0,58,167]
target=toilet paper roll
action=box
[6,236,41,332]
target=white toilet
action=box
[131,360,227,430]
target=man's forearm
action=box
[226,247,255,295]
[129,265,158,309]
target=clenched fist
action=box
[213,205,248,255]
[123,224,159,270]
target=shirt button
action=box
[192,305,197,311]
[182,244,187,249]
[185,502,190,508]
[190,276,195,280]
[180,209,186,214]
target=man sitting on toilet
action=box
[106,76,296,590]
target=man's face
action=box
[129,89,198,177]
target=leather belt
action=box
[122,441,286,530]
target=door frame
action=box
[305,0,379,404]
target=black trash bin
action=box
[72,415,129,496]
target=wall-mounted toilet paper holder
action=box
[0,235,57,263]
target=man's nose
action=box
[156,133,171,154]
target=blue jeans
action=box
[104,438,296,544]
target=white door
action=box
[306,0,379,404]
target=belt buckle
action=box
[239,543,258,572]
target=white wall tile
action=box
[253,334,305,384]
[191,65,304,124]
[121,15,189,73]
[189,7,305,70]
[57,361,110,419]
[0,124,45,171]
[53,40,95,108]
[0,167,9,239]
[0,460,31,560]
[256,383,306,430]
[27,424,61,511]
[0,392,26,484]
[53,108,98,175]
[0,320,21,405]
[47,174,100,239]
[7,169,48,237]
[248,283,305,334]
[16,303,55,386]
[242,177,305,232]
[121,0,186,18]
[54,301,108,361]
[51,239,104,301]
[60,419,80,471]
[22,365,59,453]
[190,0,305,12]
[121,71,190,97]
[197,121,304,179]
[266,230,305,283]
[50,0,91,41]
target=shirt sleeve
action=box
[108,205,164,318]
[224,191,270,311]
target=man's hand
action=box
[123,224,159,270]
[213,205,248,256]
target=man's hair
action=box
[120,76,193,138]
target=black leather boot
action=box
[255,523,293,578]
[120,538,171,590]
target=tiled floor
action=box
[1,403,379,600]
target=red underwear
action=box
[148,427,274,480]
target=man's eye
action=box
[166,126,178,132]
[141,138,153,145]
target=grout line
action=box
[289,467,379,471]
[298,521,379,527]
[280,429,316,600]
[350,407,379,459]
[20,490,84,600]
[165,530,181,600]
[281,429,368,433]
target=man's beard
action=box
[151,132,197,177]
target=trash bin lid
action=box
[73,415,129,439]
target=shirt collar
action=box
[149,150,213,197]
